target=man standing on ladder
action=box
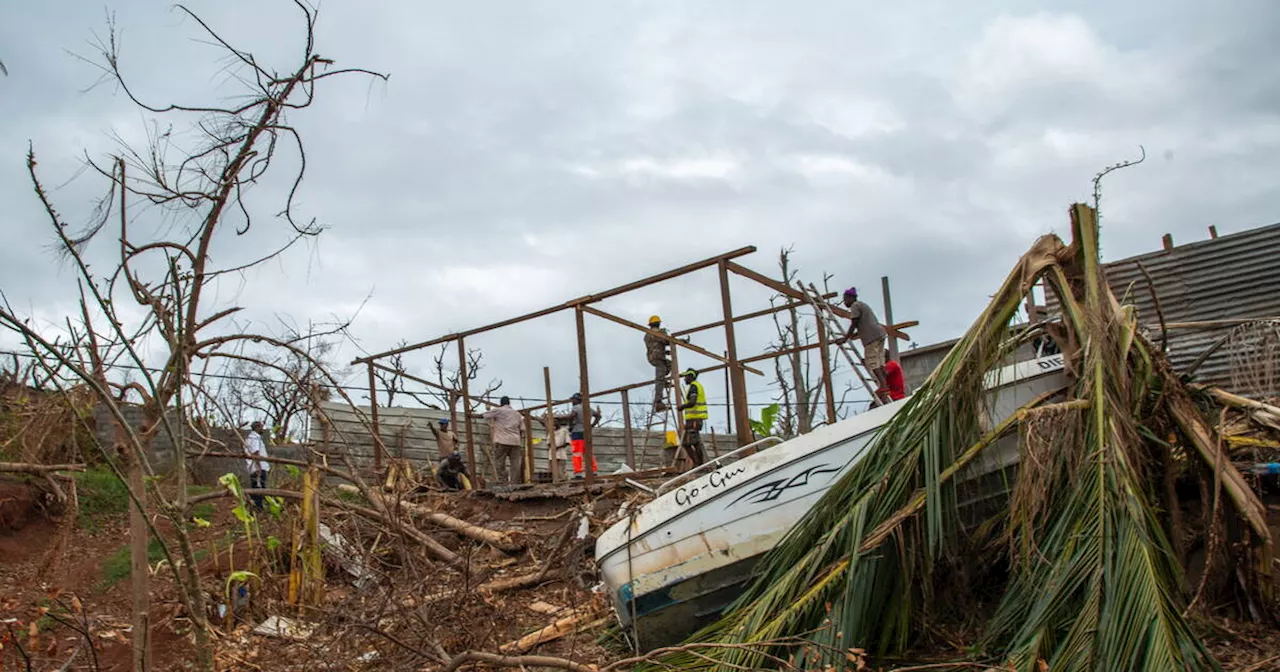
[837,287,890,401]
[645,315,672,411]
[678,368,708,466]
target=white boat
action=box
[594,354,1068,651]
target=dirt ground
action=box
[0,474,625,672]
[4,473,1280,671]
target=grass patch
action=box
[75,467,130,530]
[96,537,207,592]
[190,502,216,520]
[97,537,166,592]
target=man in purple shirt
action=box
[837,287,889,396]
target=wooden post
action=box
[544,367,557,482]
[522,413,534,484]
[621,388,635,468]
[717,260,752,446]
[574,306,596,485]
[457,338,478,488]
[816,312,837,424]
[366,362,383,473]
[881,275,897,359]
[1209,225,1219,239]
[723,350,731,430]
[670,347,685,469]
[670,347,685,428]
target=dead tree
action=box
[372,341,413,407]
[766,248,837,436]
[227,326,347,442]
[0,4,385,670]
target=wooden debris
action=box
[479,569,568,594]
[527,601,563,615]
[252,615,318,641]
[338,484,523,552]
[0,462,86,474]
[498,608,607,653]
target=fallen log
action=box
[498,608,607,654]
[184,487,462,566]
[338,484,523,552]
[0,462,86,474]
[478,568,568,594]
[330,498,462,566]
[439,651,596,672]
[1200,386,1280,428]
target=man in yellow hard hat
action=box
[645,315,672,411]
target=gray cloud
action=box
[3,0,1279,430]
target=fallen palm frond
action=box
[645,204,1273,672]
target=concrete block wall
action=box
[309,402,741,482]
[92,402,300,485]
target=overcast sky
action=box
[2,1,1278,432]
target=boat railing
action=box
[655,436,784,496]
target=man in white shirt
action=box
[483,396,525,485]
[243,420,270,510]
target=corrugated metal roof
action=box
[1047,222,1280,397]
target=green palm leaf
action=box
[640,206,1246,671]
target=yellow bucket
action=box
[665,430,678,447]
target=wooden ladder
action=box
[797,281,884,408]
[636,368,685,468]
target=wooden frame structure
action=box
[351,247,915,486]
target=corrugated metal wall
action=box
[1047,223,1280,397]
[308,402,740,481]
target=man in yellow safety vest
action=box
[678,368,708,466]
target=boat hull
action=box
[596,354,1067,651]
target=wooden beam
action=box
[881,275,898,359]
[621,388,635,467]
[369,361,458,396]
[719,260,753,445]
[366,363,383,472]
[1161,317,1280,330]
[575,306,596,485]
[671,294,835,337]
[723,261,914,340]
[578,304,764,376]
[353,246,757,364]
[816,312,836,424]
[589,340,826,399]
[543,367,558,482]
